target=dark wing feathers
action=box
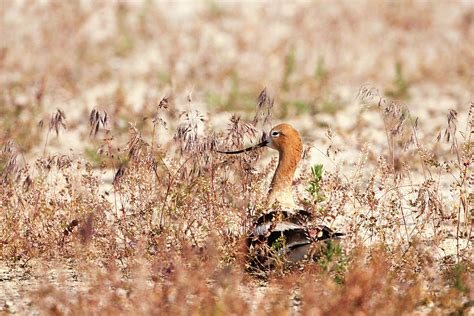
[255,209,313,226]
[311,224,345,241]
[246,209,344,269]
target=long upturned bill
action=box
[216,140,268,154]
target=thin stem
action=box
[151,124,156,153]
[406,109,431,179]
[456,203,461,262]
[158,155,194,229]
[42,129,50,157]
[397,190,410,244]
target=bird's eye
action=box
[271,131,280,137]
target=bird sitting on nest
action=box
[218,123,344,270]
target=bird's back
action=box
[246,208,344,270]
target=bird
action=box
[218,123,344,270]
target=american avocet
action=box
[219,123,343,268]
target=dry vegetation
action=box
[0,1,473,315]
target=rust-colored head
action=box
[217,123,302,162]
[266,123,302,208]
[267,123,302,156]
[217,123,303,209]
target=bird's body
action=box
[219,123,343,270]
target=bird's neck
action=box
[268,149,300,209]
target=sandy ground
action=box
[0,261,81,314]
[1,1,473,314]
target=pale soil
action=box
[0,261,81,314]
[1,1,473,314]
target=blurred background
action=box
[1,0,473,159]
[1,3,473,313]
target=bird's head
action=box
[217,123,302,157]
[266,123,302,155]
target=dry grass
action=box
[0,1,473,315]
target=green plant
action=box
[307,164,325,202]
[282,47,296,92]
[314,56,328,84]
[114,4,134,57]
[205,75,255,114]
[318,97,344,114]
[450,263,468,294]
[281,99,311,116]
[386,61,410,99]
[317,240,347,285]
[272,234,287,253]
[84,147,105,168]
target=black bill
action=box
[216,140,269,154]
